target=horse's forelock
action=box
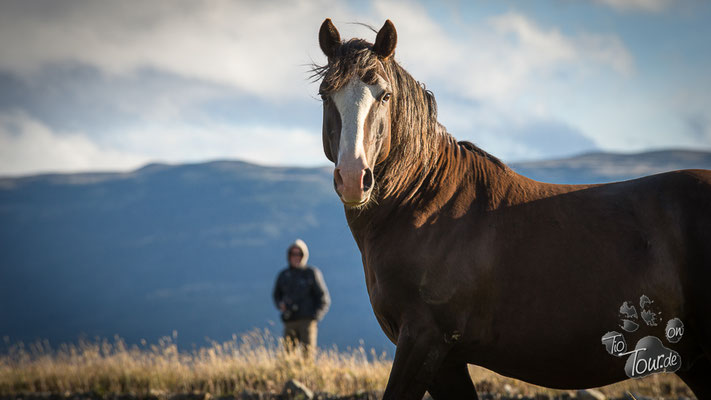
[313,39,384,94]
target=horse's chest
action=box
[366,282,401,342]
[366,264,459,329]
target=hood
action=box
[287,238,309,267]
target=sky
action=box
[0,0,710,176]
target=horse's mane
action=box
[311,39,506,199]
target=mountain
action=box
[510,149,711,184]
[1,150,710,353]
[0,161,379,352]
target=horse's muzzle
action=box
[334,166,374,206]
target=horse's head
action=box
[317,18,397,208]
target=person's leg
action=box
[283,321,300,352]
[294,319,318,357]
[305,319,318,355]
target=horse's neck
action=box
[344,128,594,274]
[407,133,515,223]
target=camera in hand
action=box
[282,303,299,321]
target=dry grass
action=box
[467,365,694,399]
[0,330,389,397]
[0,330,695,399]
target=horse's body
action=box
[316,19,711,399]
[352,144,711,391]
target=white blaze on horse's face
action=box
[331,76,387,205]
[332,76,381,166]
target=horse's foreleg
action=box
[676,356,711,399]
[382,324,451,400]
[427,360,479,399]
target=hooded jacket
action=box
[272,239,331,322]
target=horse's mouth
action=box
[342,198,370,209]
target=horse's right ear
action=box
[319,18,341,58]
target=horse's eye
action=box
[381,93,391,103]
[319,93,329,102]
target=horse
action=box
[314,18,711,399]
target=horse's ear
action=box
[373,20,397,60]
[319,18,341,58]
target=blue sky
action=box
[0,0,709,176]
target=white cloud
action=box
[3,0,703,171]
[360,3,634,160]
[0,0,349,100]
[490,13,633,76]
[593,0,675,13]
[436,100,599,161]
[0,1,634,105]
[370,4,633,103]
[115,122,325,168]
[0,110,324,176]
[0,111,146,176]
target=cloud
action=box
[0,64,236,136]
[4,0,705,172]
[0,109,324,176]
[0,111,146,176]
[115,121,325,168]
[593,0,675,13]
[0,0,349,100]
[371,4,634,103]
[344,3,630,160]
[685,113,711,141]
[0,1,633,105]
[453,110,599,161]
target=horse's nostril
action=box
[363,168,373,191]
[334,168,344,188]
[333,168,345,194]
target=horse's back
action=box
[571,168,711,298]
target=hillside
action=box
[0,161,376,351]
[2,150,710,352]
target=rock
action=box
[575,389,606,400]
[624,394,652,400]
[282,380,313,400]
[503,384,516,396]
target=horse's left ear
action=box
[373,20,397,60]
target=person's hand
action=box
[279,302,286,312]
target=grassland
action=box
[0,330,695,399]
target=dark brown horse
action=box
[315,18,711,399]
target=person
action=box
[272,239,330,354]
